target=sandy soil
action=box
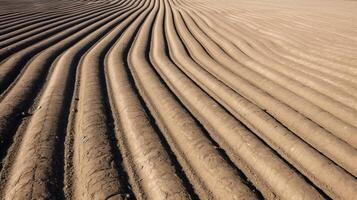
[0,0,356,199]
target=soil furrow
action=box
[72,0,145,197]
[0,5,127,94]
[162,1,357,199]
[171,5,357,148]
[0,2,121,46]
[128,0,258,198]
[0,0,356,199]
[0,0,136,171]
[105,0,193,198]
[150,1,326,199]
[0,0,142,198]
[166,1,357,177]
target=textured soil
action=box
[0,0,356,199]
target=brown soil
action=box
[0,0,356,199]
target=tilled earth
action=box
[0,0,356,199]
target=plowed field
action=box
[0,0,356,199]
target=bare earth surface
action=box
[0,0,356,199]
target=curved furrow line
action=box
[0,0,356,199]
[269,29,357,63]
[243,16,357,63]
[260,40,357,76]
[0,1,89,23]
[283,14,357,44]
[151,1,324,199]
[0,10,65,28]
[260,41,357,89]
[227,15,357,75]
[221,10,357,57]
[192,10,357,88]
[0,12,49,27]
[225,12,357,58]
[162,1,357,199]
[217,26,357,113]
[0,0,113,30]
[207,4,357,46]
[0,11,44,21]
[66,0,156,199]
[274,8,357,40]
[0,2,126,59]
[0,1,118,45]
[242,27,356,86]
[0,0,136,171]
[0,0,76,13]
[0,0,83,13]
[0,13,27,21]
[171,6,357,148]
[265,48,357,108]
[0,2,73,14]
[173,3,357,88]
[0,0,144,199]
[106,0,193,198]
[128,0,258,199]
[0,1,88,25]
[0,2,126,53]
[202,10,357,75]
[0,2,89,25]
[191,8,355,87]
[249,36,357,91]
[188,11,357,110]
[0,12,72,35]
[0,0,131,95]
[250,14,357,52]
[181,0,354,157]
[0,1,132,94]
[167,1,357,177]
[265,43,357,85]
[204,21,357,94]
[183,8,357,121]
[72,13,137,200]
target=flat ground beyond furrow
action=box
[0,0,356,199]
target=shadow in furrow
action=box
[0,1,135,174]
[160,5,263,197]
[0,5,126,94]
[98,34,137,200]
[166,6,332,199]
[48,39,106,199]
[119,35,200,199]
[253,111,332,200]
